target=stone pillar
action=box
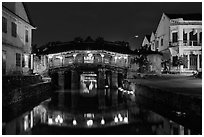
[58,71,65,89]
[187,54,190,70]
[98,68,105,89]
[71,70,79,90]
[179,125,184,135]
[31,54,34,70]
[197,54,200,70]
[58,92,65,107]
[111,70,118,89]
[111,89,118,107]
[98,89,106,109]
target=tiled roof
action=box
[37,41,135,55]
[145,35,151,42]
[165,13,202,20]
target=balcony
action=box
[169,40,202,47]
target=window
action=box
[172,32,178,43]
[189,54,197,70]
[199,54,202,68]
[16,53,21,67]
[183,31,187,41]
[161,38,163,46]
[25,30,29,42]
[2,50,6,75]
[12,22,17,37]
[2,17,7,33]
[199,32,202,43]
[183,55,188,68]
[172,56,178,66]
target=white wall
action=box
[156,13,171,52]
[2,3,34,75]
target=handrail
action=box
[169,40,202,46]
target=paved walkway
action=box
[130,74,202,99]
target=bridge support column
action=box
[71,70,79,90]
[98,68,105,89]
[58,71,65,89]
[111,70,118,89]
[111,89,118,107]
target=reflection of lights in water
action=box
[114,116,118,123]
[87,120,93,127]
[24,115,29,131]
[48,118,53,124]
[73,119,77,125]
[124,117,128,123]
[101,118,105,125]
[55,115,63,124]
[118,114,123,122]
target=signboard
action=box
[84,53,94,63]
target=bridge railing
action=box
[49,60,130,69]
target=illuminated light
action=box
[56,55,63,60]
[48,118,53,124]
[73,119,77,125]
[118,114,123,122]
[87,119,93,127]
[55,118,58,123]
[114,116,118,123]
[118,87,122,91]
[130,91,134,95]
[124,117,128,123]
[59,117,63,124]
[24,115,29,131]
[101,118,105,125]
[105,85,109,88]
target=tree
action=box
[85,36,94,42]
[31,44,38,54]
[73,37,83,43]
[95,37,105,43]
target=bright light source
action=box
[105,85,109,88]
[59,117,63,123]
[101,118,105,125]
[114,116,118,123]
[48,118,53,124]
[118,114,123,122]
[130,91,134,95]
[87,119,93,127]
[73,119,77,125]
[124,117,128,123]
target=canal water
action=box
[2,88,198,135]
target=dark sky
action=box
[25,2,202,50]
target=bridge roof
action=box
[36,41,135,55]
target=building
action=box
[2,2,36,75]
[140,34,163,74]
[141,35,151,48]
[154,13,202,73]
[33,40,136,91]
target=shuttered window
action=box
[2,17,7,33]
[16,53,21,67]
[11,22,17,37]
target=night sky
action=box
[25,2,202,50]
